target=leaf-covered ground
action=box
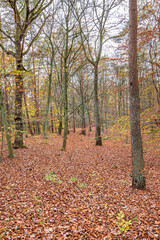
[0,129,160,239]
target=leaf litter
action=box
[0,129,159,239]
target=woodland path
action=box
[0,129,160,239]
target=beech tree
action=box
[129,0,146,189]
[0,0,53,148]
[43,17,56,139]
[73,0,120,146]
[54,0,81,150]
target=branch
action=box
[22,18,47,56]
[0,43,16,57]
[68,90,94,117]
[7,0,15,10]
[0,29,16,44]
[29,0,53,24]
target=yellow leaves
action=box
[104,203,108,209]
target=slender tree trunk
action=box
[62,59,68,150]
[104,101,108,133]
[43,36,54,139]
[149,44,160,127]
[0,86,14,158]
[31,27,40,134]
[50,106,54,133]
[80,71,86,135]
[44,72,52,139]
[94,64,102,146]
[58,105,63,135]
[58,57,63,135]
[71,79,76,133]
[129,0,146,190]
[0,128,4,162]
[23,88,34,136]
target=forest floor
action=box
[0,129,160,239]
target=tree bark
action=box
[0,85,14,158]
[80,70,86,135]
[23,89,34,136]
[94,64,102,146]
[129,0,146,190]
[62,58,69,150]
[44,72,52,139]
[31,27,41,135]
[14,54,24,148]
[50,106,54,133]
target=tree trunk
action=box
[14,55,24,148]
[23,89,34,136]
[44,72,52,139]
[0,85,14,158]
[50,106,54,133]
[129,0,146,190]
[58,106,63,135]
[71,79,76,133]
[94,64,102,146]
[58,57,64,136]
[62,60,68,150]
[2,53,10,125]
[80,71,86,135]
[31,27,41,135]
[0,15,10,125]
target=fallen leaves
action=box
[0,129,160,239]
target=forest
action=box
[0,0,159,239]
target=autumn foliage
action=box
[0,130,160,239]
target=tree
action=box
[0,0,53,148]
[54,0,81,150]
[129,0,146,189]
[0,84,14,158]
[43,19,56,139]
[74,0,120,145]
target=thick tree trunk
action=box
[2,52,10,125]
[0,16,10,126]
[94,64,102,146]
[14,55,24,148]
[129,0,146,190]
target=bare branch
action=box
[29,0,53,24]
[22,18,48,56]
[0,29,16,44]
[0,43,16,57]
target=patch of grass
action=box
[116,211,132,233]
[121,179,129,185]
[78,182,87,188]
[69,177,77,183]
[40,141,48,144]
[45,171,62,185]
[45,171,57,182]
